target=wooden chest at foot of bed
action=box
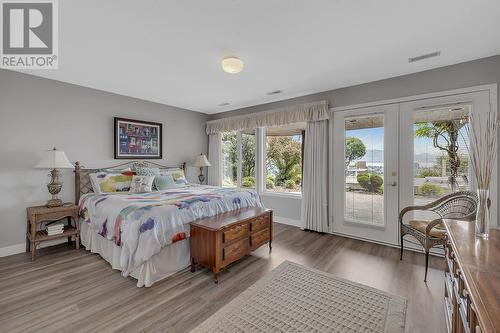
[189,207,273,283]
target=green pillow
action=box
[154,174,177,190]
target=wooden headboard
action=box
[74,160,186,204]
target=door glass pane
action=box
[222,131,237,187]
[241,130,256,188]
[413,105,471,206]
[344,114,385,225]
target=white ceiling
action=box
[17,0,500,114]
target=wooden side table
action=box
[26,203,80,261]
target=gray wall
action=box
[0,70,209,250]
[211,55,500,222]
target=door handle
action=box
[390,181,397,187]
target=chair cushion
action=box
[409,220,446,238]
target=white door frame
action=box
[331,104,400,245]
[399,90,497,229]
[328,84,498,248]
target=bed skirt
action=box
[80,220,191,287]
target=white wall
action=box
[0,70,209,252]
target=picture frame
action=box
[114,117,162,159]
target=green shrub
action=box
[266,178,275,189]
[417,168,440,178]
[417,183,444,196]
[293,174,302,185]
[241,176,255,188]
[357,173,384,192]
[285,179,296,189]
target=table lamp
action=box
[35,148,74,207]
[193,154,211,183]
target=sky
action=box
[346,124,469,163]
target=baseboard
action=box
[0,243,26,257]
[0,238,68,258]
[274,216,303,228]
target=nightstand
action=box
[26,203,80,261]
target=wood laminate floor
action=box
[0,223,445,333]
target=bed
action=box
[75,161,263,287]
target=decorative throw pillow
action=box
[154,174,177,191]
[135,167,160,177]
[129,175,155,193]
[89,171,133,193]
[161,169,189,187]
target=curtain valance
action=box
[206,100,329,134]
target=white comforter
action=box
[79,185,263,275]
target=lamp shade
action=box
[34,148,74,169]
[193,154,211,167]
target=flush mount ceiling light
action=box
[221,57,244,74]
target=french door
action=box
[331,88,496,247]
[332,104,400,245]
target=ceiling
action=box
[16,0,500,114]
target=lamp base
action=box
[198,174,206,183]
[47,198,63,208]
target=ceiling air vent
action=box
[408,51,441,63]
[266,90,283,95]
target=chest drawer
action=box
[251,214,270,233]
[223,223,249,244]
[251,228,270,249]
[223,238,249,265]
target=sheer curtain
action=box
[207,133,222,186]
[301,120,329,232]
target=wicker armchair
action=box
[400,191,478,282]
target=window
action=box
[344,114,384,225]
[413,105,471,205]
[265,124,305,194]
[241,131,256,188]
[221,130,256,188]
[222,131,237,187]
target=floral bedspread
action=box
[79,185,263,276]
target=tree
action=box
[241,133,255,178]
[415,120,466,191]
[266,136,302,187]
[222,132,237,184]
[345,137,366,168]
[221,132,256,186]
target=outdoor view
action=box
[344,107,471,225]
[413,107,470,205]
[266,130,303,193]
[221,127,304,193]
[344,115,385,225]
[221,131,256,188]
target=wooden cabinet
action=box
[189,207,272,283]
[443,219,499,333]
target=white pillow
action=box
[89,171,133,193]
[129,175,155,193]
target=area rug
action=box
[191,261,406,333]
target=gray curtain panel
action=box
[302,120,329,232]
